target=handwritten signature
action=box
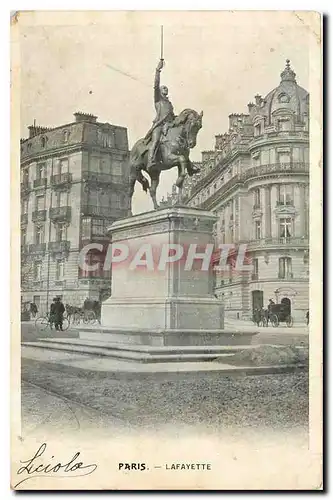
[15,443,97,488]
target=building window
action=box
[279,257,292,279]
[278,93,290,103]
[278,152,290,164]
[63,130,70,143]
[81,218,91,239]
[40,136,48,148]
[55,158,69,175]
[34,261,42,281]
[228,264,233,283]
[92,219,105,236]
[254,188,260,207]
[35,225,44,244]
[253,258,259,276]
[254,124,261,136]
[255,220,261,239]
[278,119,291,131]
[36,163,46,179]
[56,261,65,281]
[22,169,29,183]
[36,195,45,211]
[279,218,292,239]
[56,224,66,242]
[278,185,293,205]
[21,228,27,246]
[21,199,28,214]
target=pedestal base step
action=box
[22,338,257,363]
[76,326,258,347]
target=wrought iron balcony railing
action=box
[81,205,126,219]
[81,171,124,189]
[48,240,70,253]
[49,206,71,222]
[28,243,46,254]
[276,200,294,206]
[51,173,73,187]
[246,237,309,250]
[241,163,309,182]
[21,244,29,254]
[32,210,46,222]
[278,272,294,279]
[33,178,47,188]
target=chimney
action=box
[74,112,98,123]
[254,94,262,106]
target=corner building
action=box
[20,112,130,314]
[180,61,309,321]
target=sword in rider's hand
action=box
[160,25,164,62]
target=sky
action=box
[18,11,314,214]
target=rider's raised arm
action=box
[154,59,164,104]
[154,68,161,104]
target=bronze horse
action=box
[128,108,203,210]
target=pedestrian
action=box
[30,302,38,318]
[53,297,65,331]
[50,298,57,330]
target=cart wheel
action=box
[73,313,81,325]
[286,316,293,328]
[271,314,279,327]
[62,318,70,331]
[35,316,49,331]
[83,311,96,324]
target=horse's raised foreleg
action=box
[175,156,187,188]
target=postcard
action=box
[11,10,322,490]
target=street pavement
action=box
[21,319,308,346]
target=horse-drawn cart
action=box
[267,303,293,328]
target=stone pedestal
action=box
[76,206,258,359]
[101,206,224,335]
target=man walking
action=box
[53,297,65,331]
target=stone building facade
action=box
[20,112,130,314]
[178,61,309,321]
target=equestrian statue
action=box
[128,58,203,211]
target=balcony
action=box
[33,178,47,189]
[276,200,294,206]
[82,171,123,190]
[32,210,46,222]
[28,243,46,255]
[242,163,309,182]
[278,272,294,279]
[51,173,73,188]
[21,213,28,225]
[49,206,71,222]
[54,280,66,287]
[246,237,309,250]
[48,240,70,253]
[81,205,126,219]
[21,244,29,255]
[20,180,31,195]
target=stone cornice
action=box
[21,142,128,167]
